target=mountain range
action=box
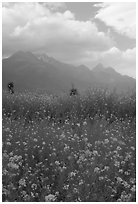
[2,51,136,94]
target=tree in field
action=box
[7,82,14,94]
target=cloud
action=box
[2,2,114,58]
[2,3,135,77]
[95,3,136,39]
[101,47,136,77]
[41,2,66,11]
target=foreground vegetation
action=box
[2,88,136,202]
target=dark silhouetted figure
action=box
[8,82,14,94]
[70,84,78,96]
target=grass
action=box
[2,88,136,202]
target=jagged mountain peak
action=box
[77,64,89,71]
[10,50,38,61]
[35,52,59,64]
[105,66,117,73]
[92,63,118,75]
[11,50,33,57]
[92,63,105,72]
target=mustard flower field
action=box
[2,89,136,202]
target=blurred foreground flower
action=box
[45,194,56,202]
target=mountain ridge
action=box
[2,51,135,93]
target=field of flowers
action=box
[2,88,136,202]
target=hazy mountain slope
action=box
[92,63,135,91]
[35,53,95,85]
[2,51,135,93]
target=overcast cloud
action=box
[95,2,136,39]
[2,2,136,77]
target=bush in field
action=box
[7,82,14,94]
[69,85,78,96]
[2,88,136,202]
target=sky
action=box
[2,2,136,77]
